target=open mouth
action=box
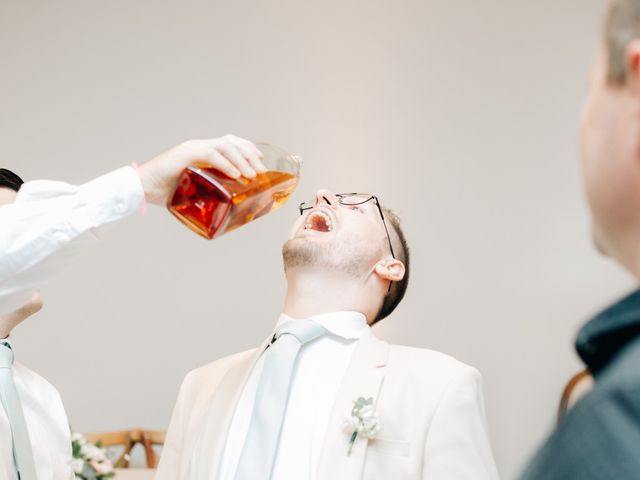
[304,210,333,232]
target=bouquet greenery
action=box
[71,433,116,479]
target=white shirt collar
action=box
[276,311,369,341]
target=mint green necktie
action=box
[234,319,327,480]
[0,342,37,480]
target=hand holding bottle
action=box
[137,135,266,206]
[169,143,301,239]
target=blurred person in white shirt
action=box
[0,135,264,480]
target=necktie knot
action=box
[0,343,13,369]
[273,319,327,346]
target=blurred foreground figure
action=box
[522,1,640,478]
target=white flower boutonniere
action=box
[342,396,381,456]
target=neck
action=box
[283,267,377,322]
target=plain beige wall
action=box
[1,0,633,477]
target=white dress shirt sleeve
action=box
[422,367,500,480]
[0,166,144,315]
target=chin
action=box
[591,226,610,257]
[282,238,320,270]
[281,236,343,273]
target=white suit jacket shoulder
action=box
[12,361,67,406]
[376,344,498,480]
[156,349,257,479]
[182,349,256,398]
[384,344,484,407]
[387,344,478,379]
[0,362,72,480]
[176,348,257,428]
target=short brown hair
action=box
[372,208,410,324]
[605,0,640,84]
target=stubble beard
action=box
[282,236,372,278]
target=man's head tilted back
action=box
[282,189,409,325]
[0,169,23,206]
[581,0,640,277]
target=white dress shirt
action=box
[219,311,370,480]
[0,166,144,479]
[0,339,74,480]
[0,166,144,316]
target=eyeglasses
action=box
[299,193,396,292]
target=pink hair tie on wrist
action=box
[130,162,149,214]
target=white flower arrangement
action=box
[342,396,381,456]
[71,432,115,479]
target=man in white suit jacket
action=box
[157,189,499,480]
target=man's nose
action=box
[314,189,339,210]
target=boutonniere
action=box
[342,396,381,456]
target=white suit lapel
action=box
[187,338,269,480]
[316,332,389,480]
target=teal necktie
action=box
[234,319,327,480]
[0,342,37,480]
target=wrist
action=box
[130,163,151,212]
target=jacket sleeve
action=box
[422,366,499,479]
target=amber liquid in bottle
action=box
[168,164,298,239]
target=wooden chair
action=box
[83,429,166,468]
[141,430,166,469]
[557,369,593,424]
[83,430,138,468]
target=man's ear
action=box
[374,259,405,283]
[626,39,640,94]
